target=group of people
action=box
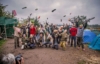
[0,21,87,64]
[13,21,87,51]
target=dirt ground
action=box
[2,39,100,64]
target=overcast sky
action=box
[1,0,100,25]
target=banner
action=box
[12,10,17,16]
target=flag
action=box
[38,16,40,19]
[12,10,17,16]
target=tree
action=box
[69,15,95,28]
[34,17,39,26]
[0,3,13,18]
[0,3,7,17]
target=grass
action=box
[0,40,5,46]
[0,40,6,52]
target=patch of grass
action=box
[0,40,6,49]
[77,60,86,64]
[0,40,6,53]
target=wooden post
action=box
[4,25,7,40]
[0,28,1,35]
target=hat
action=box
[53,30,58,33]
[80,24,83,27]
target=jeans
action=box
[43,42,52,47]
[70,36,76,47]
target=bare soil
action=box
[2,39,100,64]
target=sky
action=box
[1,0,100,25]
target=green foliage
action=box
[30,17,39,26]
[0,40,6,48]
[73,15,87,25]
[0,3,13,18]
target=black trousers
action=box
[77,37,84,49]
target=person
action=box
[77,24,86,51]
[70,25,77,47]
[58,26,64,44]
[15,53,24,64]
[27,24,30,38]
[59,30,68,50]
[52,30,59,50]
[30,23,36,37]
[21,24,26,36]
[37,32,44,47]
[50,23,54,35]
[21,34,28,50]
[43,32,53,48]
[13,25,21,49]
[68,25,72,45]
[0,53,24,64]
[28,35,36,49]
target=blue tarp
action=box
[89,34,100,50]
[83,29,96,43]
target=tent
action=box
[89,34,100,50]
[0,17,18,38]
[83,29,96,43]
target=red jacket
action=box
[70,27,77,36]
[30,26,36,35]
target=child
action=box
[52,30,59,50]
[60,30,68,50]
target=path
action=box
[2,39,100,64]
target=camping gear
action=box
[83,29,96,43]
[89,34,100,50]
